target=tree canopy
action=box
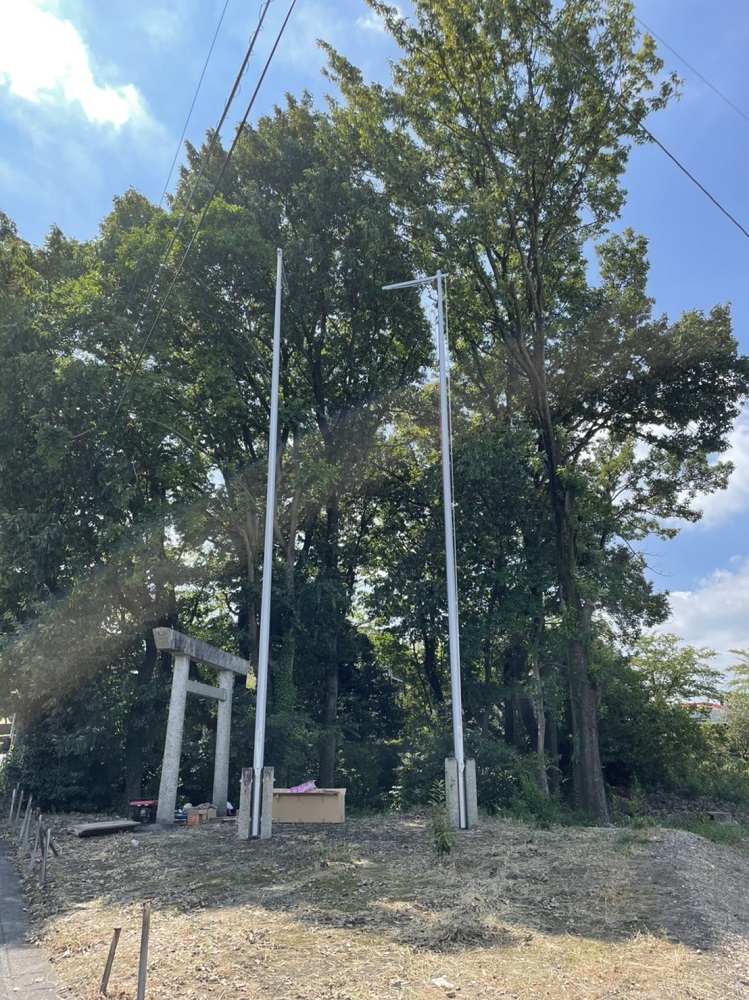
[2,2,748,822]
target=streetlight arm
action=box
[382,275,438,291]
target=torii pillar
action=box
[153,628,251,823]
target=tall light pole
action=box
[383,271,467,829]
[251,247,283,837]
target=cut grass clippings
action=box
[7,813,749,999]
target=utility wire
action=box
[636,16,749,130]
[516,0,749,241]
[120,0,233,320]
[110,0,298,427]
[123,0,272,340]
[161,0,234,206]
[110,0,275,424]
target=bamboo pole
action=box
[136,901,151,1000]
[99,926,122,996]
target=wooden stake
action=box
[99,926,122,996]
[136,901,151,1000]
[14,790,25,831]
[29,814,43,872]
[20,795,33,848]
[40,827,51,887]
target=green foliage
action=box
[428,779,452,856]
[340,741,400,813]
[507,775,591,829]
[391,723,536,814]
[629,634,722,703]
[598,634,749,809]
[5,669,134,811]
[324,0,749,823]
[599,636,726,793]
[674,817,749,848]
[2,5,749,825]
[724,651,749,763]
[1,97,429,807]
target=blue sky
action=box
[1,0,748,669]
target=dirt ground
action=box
[9,813,749,999]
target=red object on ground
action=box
[129,800,158,823]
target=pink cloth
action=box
[289,780,317,793]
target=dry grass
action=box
[8,814,749,999]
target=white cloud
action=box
[694,407,749,528]
[652,406,749,535]
[135,7,183,47]
[277,1,348,70]
[356,4,404,33]
[656,557,749,675]
[0,0,145,127]
[356,14,386,34]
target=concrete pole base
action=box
[445,757,478,829]
[259,767,274,840]
[237,768,253,840]
[237,766,274,840]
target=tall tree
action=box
[326,0,749,819]
[134,98,431,784]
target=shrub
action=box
[391,723,536,814]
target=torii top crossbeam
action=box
[153,628,250,676]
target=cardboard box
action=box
[186,805,217,826]
[272,788,346,824]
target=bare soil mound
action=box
[12,814,749,999]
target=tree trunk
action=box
[481,585,499,737]
[537,387,609,823]
[545,709,560,794]
[503,697,515,746]
[123,628,158,805]
[541,657,560,795]
[481,629,492,738]
[422,633,443,704]
[319,656,339,787]
[270,629,296,787]
[567,637,608,822]
[555,537,609,821]
[529,655,549,797]
[317,490,341,789]
[269,494,300,788]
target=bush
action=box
[598,656,741,799]
[391,723,537,814]
[5,720,124,812]
[340,739,400,813]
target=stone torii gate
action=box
[154,628,251,824]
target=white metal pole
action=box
[251,247,283,837]
[435,271,467,829]
[383,271,467,829]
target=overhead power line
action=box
[636,16,749,130]
[120,0,233,327]
[161,0,234,205]
[123,0,272,339]
[110,0,299,427]
[516,0,749,242]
